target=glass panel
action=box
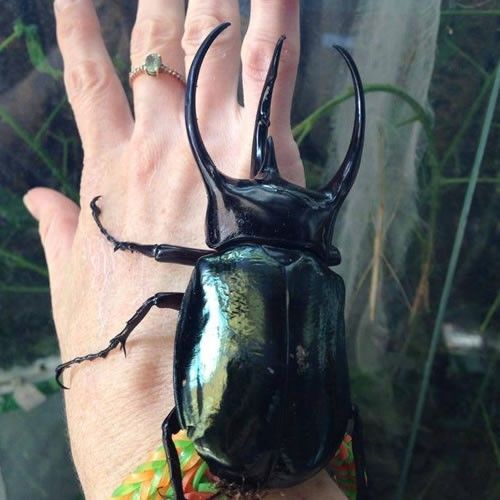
[1,1,498,498]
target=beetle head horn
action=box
[254,136,280,180]
[186,23,284,185]
[322,45,365,211]
[250,35,285,179]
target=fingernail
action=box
[23,191,39,221]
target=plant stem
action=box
[480,402,500,468]
[0,106,77,199]
[0,247,49,277]
[441,70,496,169]
[443,37,489,78]
[396,59,500,500]
[439,176,500,186]
[466,292,500,424]
[414,463,447,500]
[292,83,433,146]
[0,30,21,52]
[469,352,499,426]
[34,95,67,144]
[0,284,49,293]
[408,148,440,326]
[480,292,500,333]
[441,9,500,16]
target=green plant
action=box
[0,19,78,367]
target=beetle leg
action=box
[91,197,213,266]
[351,404,370,499]
[161,408,186,500]
[55,292,184,389]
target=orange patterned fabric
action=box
[112,432,357,500]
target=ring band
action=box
[129,53,185,85]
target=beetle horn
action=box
[257,136,280,179]
[322,46,365,209]
[185,22,231,188]
[250,35,286,178]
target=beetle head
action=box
[186,23,365,266]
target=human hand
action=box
[23,1,345,498]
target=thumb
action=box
[23,187,80,292]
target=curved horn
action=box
[250,36,285,178]
[185,22,231,186]
[322,46,365,208]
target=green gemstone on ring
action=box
[145,53,162,76]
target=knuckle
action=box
[242,37,299,84]
[128,132,165,182]
[65,60,114,106]
[182,13,231,56]
[57,8,98,42]
[130,17,182,60]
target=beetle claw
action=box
[55,366,69,390]
[90,196,102,214]
[119,340,127,357]
[114,242,126,252]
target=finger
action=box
[23,188,79,298]
[131,0,186,128]
[183,0,241,115]
[242,0,300,130]
[54,0,133,153]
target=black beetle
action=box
[56,22,369,500]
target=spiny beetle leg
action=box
[161,408,185,500]
[90,197,213,266]
[351,404,370,499]
[55,292,184,389]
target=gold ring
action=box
[129,53,185,85]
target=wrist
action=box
[62,336,175,498]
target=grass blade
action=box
[396,59,500,499]
[0,106,77,200]
[440,9,500,16]
[479,402,500,468]
[0,284,49,293]
[292,83,433,146]
[0,247,48,277]
[441,69,497,169]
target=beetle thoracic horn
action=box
[250,35,286,178]
[322,46,365,210]
[185,22,231,189]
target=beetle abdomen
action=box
[174,244,351,489]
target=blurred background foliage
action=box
[0,1,499,499]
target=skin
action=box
[23,1,347,498]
